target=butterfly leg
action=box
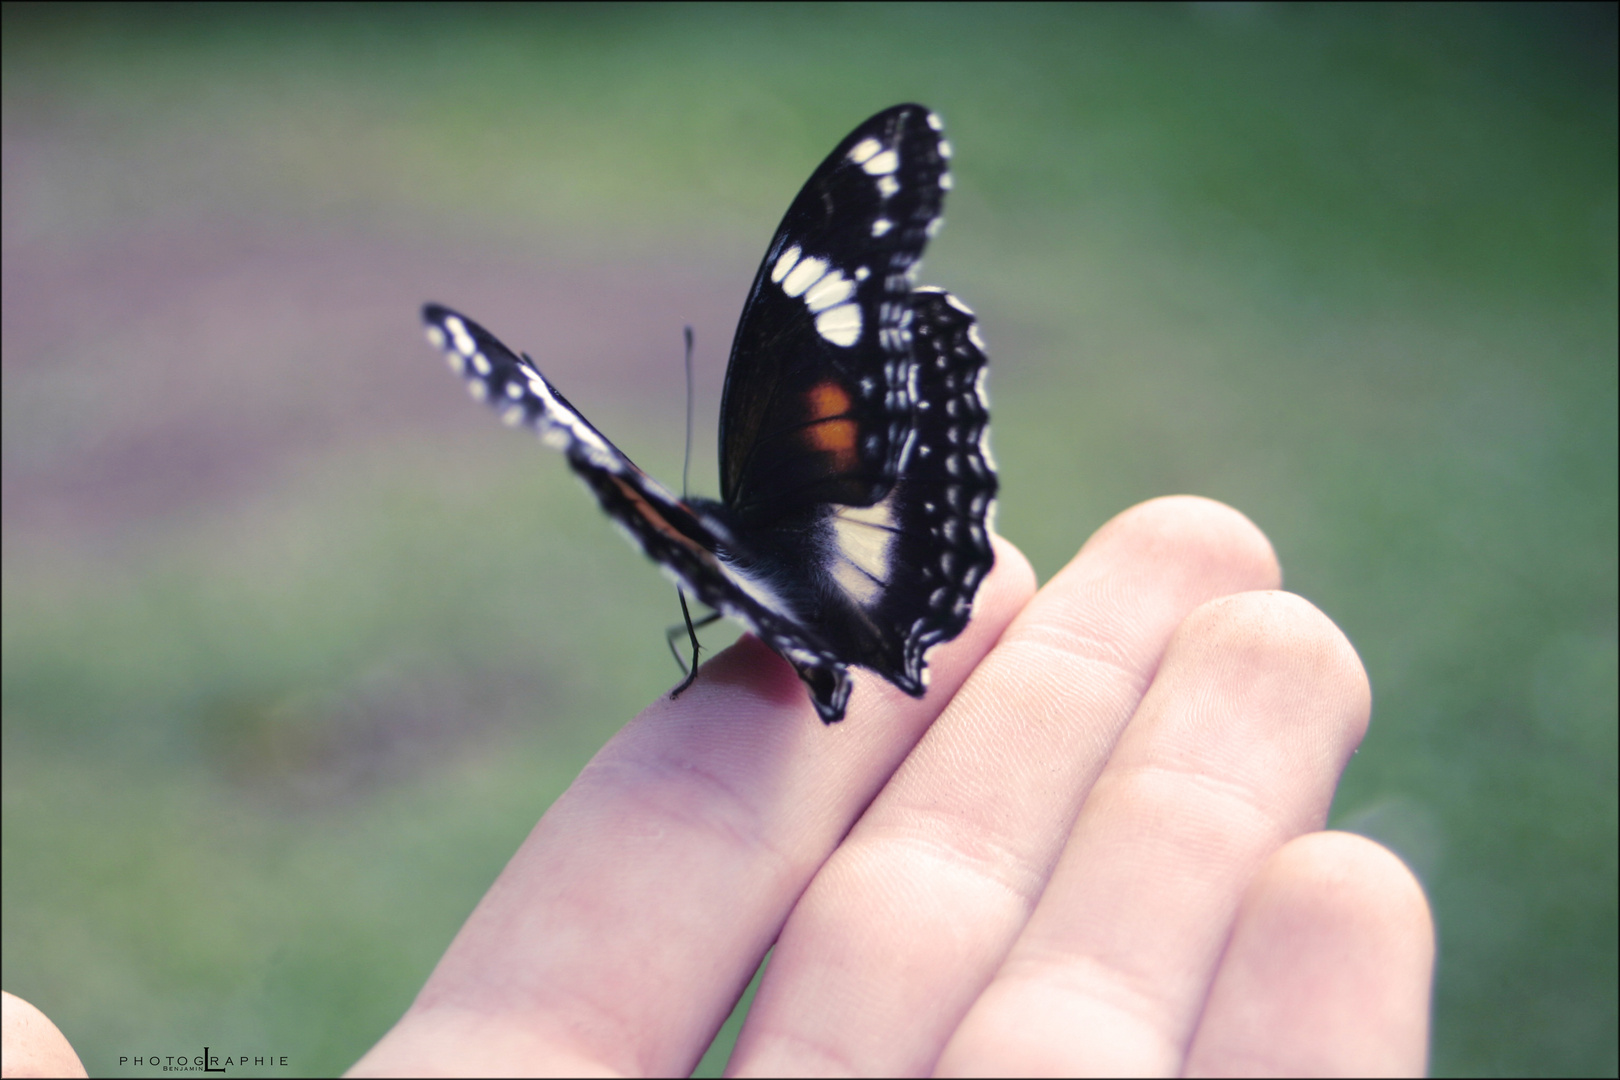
[667,588,722,697]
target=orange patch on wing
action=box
[608,476,719,566]
[804,382,858,470]
[807,381,851,419]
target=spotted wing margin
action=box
[718,103,951,525]
[422,303,856,721]
[807,288,997,696]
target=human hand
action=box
[350,496,1433,1077]
[2,991,88,1079]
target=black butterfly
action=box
[423,104,996,723]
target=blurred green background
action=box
[2,4,1614,1076]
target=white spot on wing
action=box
[847,137,882,165]
[815,303,863,346]
[940,172,953,190]
[425,325,446,350]
[939,139,952,158]
[877,175,899,199]
[832,564,878,608]
[862,148,899,176]
[830,493,899,607]
[871,218,893,237]
[804,270,855,312]
[927,112,943,131]
[772,245,802,283]
[781,255,828,297]
[445,316,475,357]
[973,364,992,409]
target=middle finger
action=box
[729,496,1281,1077]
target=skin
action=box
[1,992,87,1079]
[3,497,1434,1078]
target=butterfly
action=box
[423,103,996,723]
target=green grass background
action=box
[3,4,1615,1076]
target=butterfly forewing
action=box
[719,104,951,524]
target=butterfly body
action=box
[424,104,995,722]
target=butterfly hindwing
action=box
[424,303,727,596]
[860,287,996,690]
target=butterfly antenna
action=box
[667,326,708,698]
[681,325,695,498]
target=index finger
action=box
[349,533,1036,1078]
